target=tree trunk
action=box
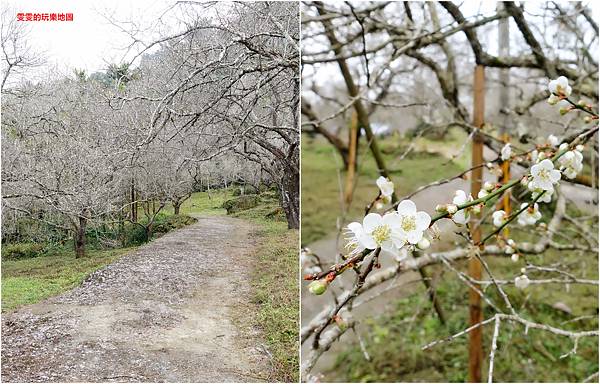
[145,223,153,242]
[74,216,87,258]
[280,169,299,229]
[173,202,181,215]
[131,180,137,223]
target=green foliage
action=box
[232,185,259,196]
[1,243,45,260]
[153,214,198,234]
[222,195,260,214]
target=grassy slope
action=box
[302,131,598,382]
[231,195,299,382]
[301,130,467,244]
[2,248,133,311]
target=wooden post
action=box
[469,65,485,383]
[344,110,359,207]
[497,2,511,228]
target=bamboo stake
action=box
[469,64,485,383]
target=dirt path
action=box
[1,216,270,383]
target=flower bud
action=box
[435,204,446,213]
[374,201,384,210]
[486,162,494,169]
[308,279,328,295]
[477,190,488,199]
[584,116,592,124]
[559,143,568,151]
[505,246,514,254]
[507,239,516,247]
[515,274,530,290]
[576,144,584,152]
[417,238,431,250]
[511,253,519,262]
[447,204,458,214]
[483,181,494,192]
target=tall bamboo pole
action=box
[469,65,485,383]
[498,2,512,228]
[344,111,359,207]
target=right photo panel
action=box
[300,1,599,383]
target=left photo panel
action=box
[1,1,299,383]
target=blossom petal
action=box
[397,199,417,215]
[549,169,561,183]
[415,211,431,230]
[363,213,383,233]
[347,222,363,236]
[358,233,377,250]
[381,240,396,254]
[383,212,401,229]
[406,230,423,244]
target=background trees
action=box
[1,1,300,256]
[300,2,598,382]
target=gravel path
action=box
[1,216,270,382]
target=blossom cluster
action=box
[346,187,431,256]
[307,76,591,295]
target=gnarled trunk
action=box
[280,170,299,229]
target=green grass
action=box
[303,130,598,381]
[301,132,465,244]
[232,194,299,382]
[1,191,227,312]
[328,244,598,382]
[1,248,132,311]
[164,188,236,216]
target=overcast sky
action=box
[4,0,598,81]
[4,0,177,75]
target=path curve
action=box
[1,216,270,382]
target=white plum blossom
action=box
[396,200,431,245]
[530,159,561,191]
[511,254,519,262]
[376,176,394,203]
[558,150,583,179]
[500,143,512,161]
[547,134,559,147]
[514,274,530,290]
[531,149,539,163]
[517,203,542,226]
[346,213,406,255]
[477,189,488,199]
[451,190,473,225]
[529,184,553,204]
[548,76,572,97]
[492,210,507,227]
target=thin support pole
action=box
[469,64,485,383]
